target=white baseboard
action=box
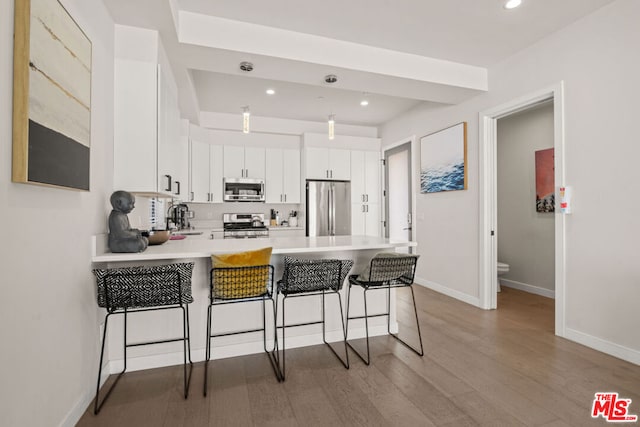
[564,328,640,366]
[60,361,109,427]
[107,324,394,373]
[414,276,481,308]
[500,278,555,299]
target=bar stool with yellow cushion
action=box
[92,262,194,414]
[204,247,280,395]
[346,253,423,365]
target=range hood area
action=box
[223,178,265,202]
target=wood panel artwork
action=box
[12,0,92,191]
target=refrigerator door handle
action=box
[329,185,335,235]
[327,186,332,235]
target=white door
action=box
[385,143,412,248]
[351,203,365,235]
[350,150,365,203]
[224,145,245,178]
[305,147,329,179]
[265,148,284,203]
[365,203,381,237]
[244,147,265,179]
[209,145,223,202]
[190,140,210,203]
[365,151,380,204]
[282,149,301,203]
[329,149,351,180]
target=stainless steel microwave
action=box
[223,178,266,202]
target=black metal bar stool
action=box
[346,253,423,365]
[274,257,354,380]
[92,262,194,414]
[204,259,280,395]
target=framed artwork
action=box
[12,0,92,191]
[535,148,555,212]
[420,122,467,193]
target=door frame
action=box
[382,136,418,244]
[478,81,566,337]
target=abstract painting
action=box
[12,0,92,191]
[535,148,555,212]
[420,122,467,193]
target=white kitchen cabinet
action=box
[224,146,265,179]
[351,150,380,204]
[265,148,301,203]
[351,150,381,236]
[268,228,305,238]
[305,147,350,180]
[190,141,223,203]
[351,202,381,237]
[113,59,182,196]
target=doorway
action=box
[383,138,417,253]
[496,102,556,303]
[479,82,566,337]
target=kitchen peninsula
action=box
[91,235,416,373]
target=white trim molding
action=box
[564,328,640,366]
[414,277,481,308]
[499,279,555,299]
[478,81,566,338]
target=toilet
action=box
[497,262,510,292]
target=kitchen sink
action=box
[173,231,203,236]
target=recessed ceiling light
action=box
[266,88,275,95]
[504,0,522,9]
[360,100,369,106]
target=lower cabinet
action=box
[351,203,380,237]
[268,228,305,238]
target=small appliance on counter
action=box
[288,210,298,227]
[168,203,193,230]
[223,213,269,239]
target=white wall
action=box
[497,103,555,293]
[380,0,640,359]
[0,0,115,425]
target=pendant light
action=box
[328,114,335,140]
[242,106,250,133]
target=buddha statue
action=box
[108,191,148,253]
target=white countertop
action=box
[92,235,416,263]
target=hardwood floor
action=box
[77,286,640,426]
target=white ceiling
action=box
[104,0,616,127]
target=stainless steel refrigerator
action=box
[306,180,351,236]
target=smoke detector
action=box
[239,61,254,72]
[324,74,338,84]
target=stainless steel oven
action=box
[223,178,265,202]
[223,213,269,239]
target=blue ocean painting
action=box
[421,161,465,193]
[420,122,467,193]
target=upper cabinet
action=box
[265,148,301,203]
[113,26,184,196]
[223,146,265,179]
[305,147,351,180]
[190,139,223,203]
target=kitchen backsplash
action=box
[188,202,302,229]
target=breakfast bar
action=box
[92,235,416,373]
